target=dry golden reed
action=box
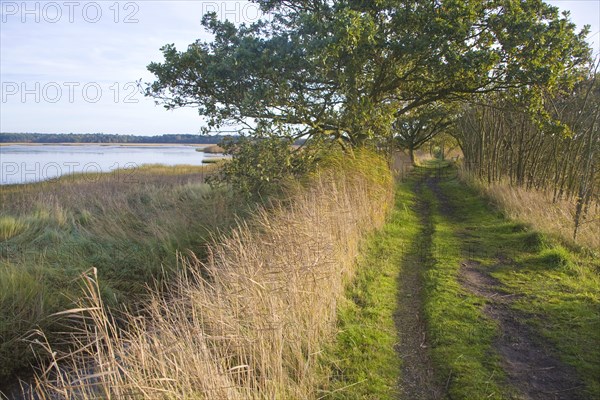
[27,150,394,399]
[459,168,599,251]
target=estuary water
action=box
[0,144,216,185]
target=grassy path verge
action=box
[394,171,445,399]
[429,164,599,399]
[322,162,599,399]
[319,179,417,399]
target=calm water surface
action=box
[0,144,217,185]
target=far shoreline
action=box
[0,142,219,147]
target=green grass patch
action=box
[319,180,418,399]
[320,161,599,399]
[321,161,599,399]
[417,170,509,399]
[494,250,600,396]
[438,164,600,399]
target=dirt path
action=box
[424,171,585,400]
[459,260,585,400]
[394,172,445,400]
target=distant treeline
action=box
[0,133,227,144]
[1,133,308,146]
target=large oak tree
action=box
[146,0,591,146]
[393,103,457,163]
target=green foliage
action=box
[456,71,600,234]
[209,135,321,199]
[393,103,458,162]
[146,0,591,146]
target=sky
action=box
[0,0,599,136]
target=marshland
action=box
[1,1,599,399]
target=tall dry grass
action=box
[391,150,413,179]
[459,168,600,251]
[27,150,394,399]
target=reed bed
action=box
[27,150,394,399]
[0,164,237,385]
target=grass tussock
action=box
[0,216,27,241]
[27,150,394,399]
[459,169,600,251]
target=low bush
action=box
[210,136,324,199]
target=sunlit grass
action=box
[458,168,600,252]
[319,180,416,399]
[434,164,600,398]
[0,216,27,241]
[331,161,600,399]
[25,150,395,399]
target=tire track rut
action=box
[425,171,585,400]
[394,171,445,400]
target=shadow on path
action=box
[394,169,445,400]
